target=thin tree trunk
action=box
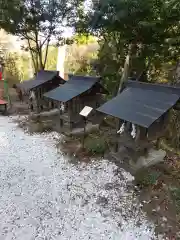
[137,57,152,82]
[174,60,180,85]
[134,45,150,82]
[117,43,134,94]
[33,50,39,73]
[115,43,134,152]
[35,31,41,71]
[38,45,44,70]
[27,39,37,74]
[43,39,50,69]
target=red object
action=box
[0,99,7,105]
[0,72,2,80]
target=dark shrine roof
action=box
[44,75,103,102]
[127,80,180,96]
[97,81,180,128]
[17,70,64,90]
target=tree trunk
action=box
[137,58,151,82]
[43,39,50,69]
[38,44,45,70]
[27,39,38,74]
[175,60,180,84]
[115,43,134,152]
[35,51,39,73]
[117,43,134,94]
[35,32,41,72]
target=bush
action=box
[166,110,180,150]
[84,135,107,155]
[135,169,161,188]
[170,187,180,212]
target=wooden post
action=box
[36,90,40,113]
[115,118,121,152]
[82,117,86,148]
[59,102,63,129]
[68,101,73,131]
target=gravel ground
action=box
[0,116,162,240]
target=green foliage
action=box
[85,0,180,48]
[0,0,21,25]
[44,46,58,70]
[84,135,107,155]
[73,34,96,45]
[166,110,180,150]
[96,33,126,95]
[20,54,32,81]
[64,43,98,75]
[73,58,97,76]
[42,42,98,75]
[1,51,31,85]
[170,187,180,211]
[4,53,20,84]
[0,29,31,84]
[135,170,161,188]
[76,0,180,92]
[0,0,84,72]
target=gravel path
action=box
[0,116,161,239]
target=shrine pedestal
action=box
[114,125,166,171]
[129,148,166,171]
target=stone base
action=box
[129,148,166,171]
[110,147,166,173]
[29,108,59,120]
[69,123,99,137]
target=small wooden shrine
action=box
[44,75,108,132]
[97,79,180,165]
[17,70,65,112]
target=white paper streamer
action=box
[117,122,125,134]
[131,124,136,139]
